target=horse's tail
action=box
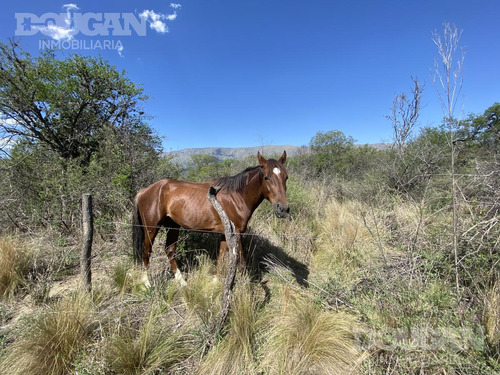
[132,199,144,265]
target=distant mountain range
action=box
[165,145,304,166]
[165,143,389,166]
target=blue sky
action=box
[1,1,499,151]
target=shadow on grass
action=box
[154,229,309,288]
[243,232,309,288]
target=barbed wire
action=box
[0,216,317,241]
[107,220,316,241]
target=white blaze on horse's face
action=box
[273,167,281,176]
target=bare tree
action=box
[432,22,465,295]
[388,78,423,153]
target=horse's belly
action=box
[167,197,222,232]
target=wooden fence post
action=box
[81,193,93,292]
[205,186,240,353]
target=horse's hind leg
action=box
[143,224,158,268]
[164,224,186,285]
[141,223,158,287]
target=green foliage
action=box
[307,129,355,176]
[0,41,146,165]
[293,129,380,182]
[457,103,500,156]
[198,281,259,375]
[187,154,235,182]
[0,42,169,232]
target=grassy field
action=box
[0,176,499,374]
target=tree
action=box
[0,41,166,231]
[0,41,146,166]
[387,78,423,153]
[310,130,354,154]
[308,130,355,176]
[456,103,500,156]
[187,154,234,182]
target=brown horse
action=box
[132,151,289,284]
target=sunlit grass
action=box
[0,294,95,375]
[104,306,194,375]
[0,236,30,299]
[259,285,362,375]
[197,278,259,375]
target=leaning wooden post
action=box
[205,185,240,352]
[81,194,93,292]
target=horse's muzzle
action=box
[273,202,290,218]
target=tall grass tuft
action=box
[314,199,375,280]
[197,279,259,375]
[484,282,500,359]
[260,286,362,375]
[181,255,223,325]
[0,294,94,375]
[0,236,30,299]
[104,307,193,374]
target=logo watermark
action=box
[355,325,485,352]
[14,4,181,54]
[38,39,124,52]
[15,12,147,38]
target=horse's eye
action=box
[264,176,270,181]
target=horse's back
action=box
[155,179,222,231]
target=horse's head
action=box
[258,151,290,218]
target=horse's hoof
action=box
[175,269,187,287]
[141,271,151,288]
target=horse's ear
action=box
[279,150,287,165]
[257,151,267,166]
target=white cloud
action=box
[166,12,177,21]
[170,3,182,9]
[35,3,78,41]
[39,24,74,41]
[63,4,79,13]
[140,9,179,34]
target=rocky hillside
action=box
[165,143,389,166]
[165,145,304,166]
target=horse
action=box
[132,151,289,284]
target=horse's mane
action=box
[213,165,262,193]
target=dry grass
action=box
[181,255,223,325]
[0,236,30,299]
[0,293,95,375]
[3,175,496,374]
[484,282,500,357]
[197,278,259,375]
[313,199,376,280]
[259,285,362,375]
[104,307,194,375]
